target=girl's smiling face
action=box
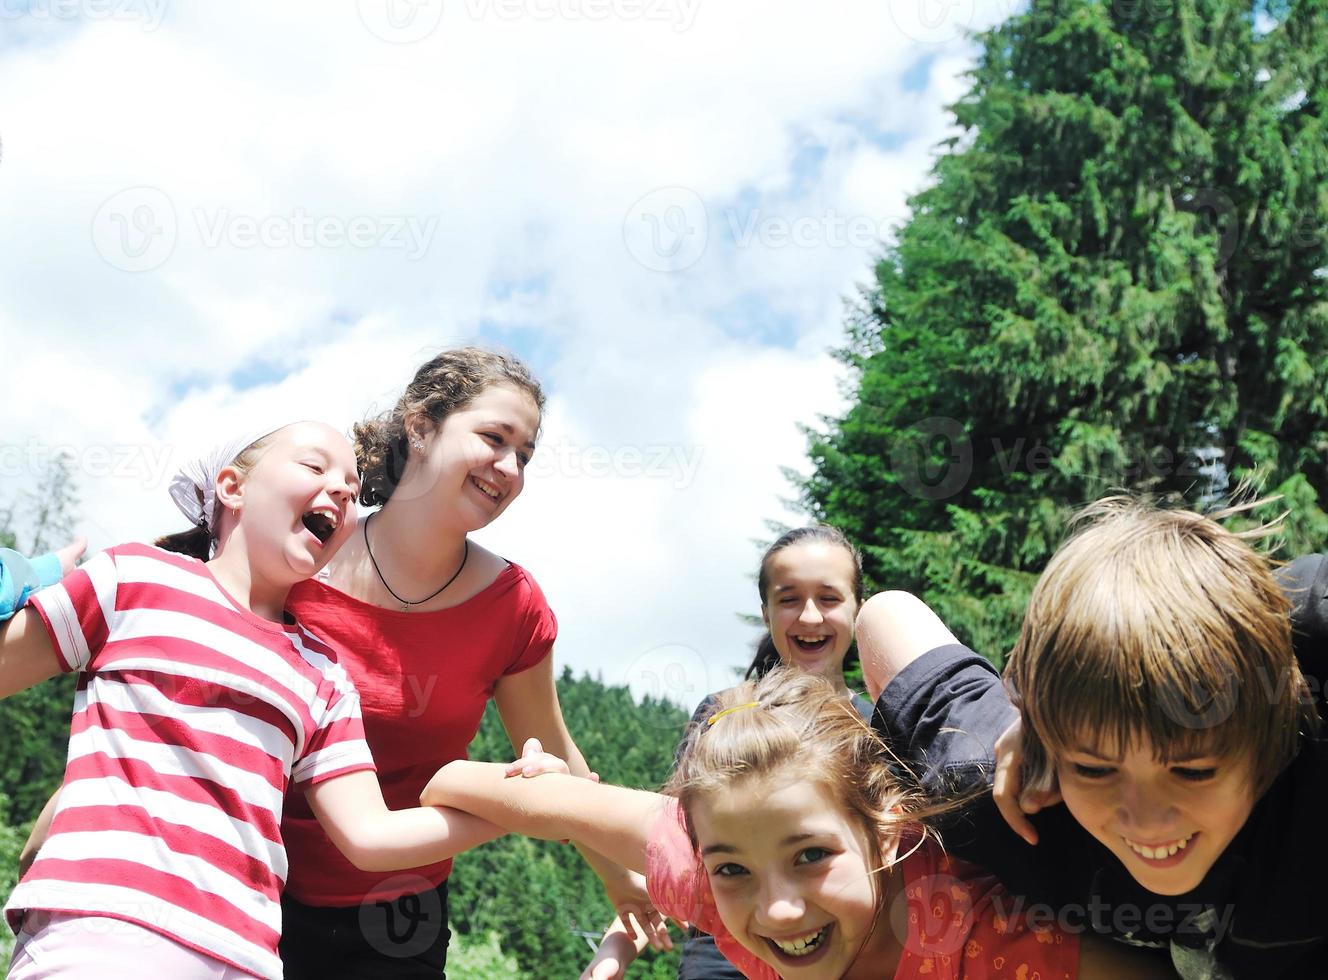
[761,541,859,680]
[228,421,360,583]
[1055,734,1258,895]
[691,772,900,979]
[399,384,540,530]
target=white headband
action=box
[168,423,294,533]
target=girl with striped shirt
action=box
[1,421,503,979]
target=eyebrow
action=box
[770,583,844,593]
[484,420,537,452]
[701,833,821,857]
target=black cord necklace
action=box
[364,511,468,612]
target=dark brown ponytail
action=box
[154,525,214,561]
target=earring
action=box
[411,439,425,451]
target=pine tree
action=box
[805,0,1328,662]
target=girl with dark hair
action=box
[271,348,656,979]
[586,525,871,979]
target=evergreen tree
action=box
[805,0,1328,661]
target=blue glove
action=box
[0,548,63,621]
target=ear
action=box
[215,465,245,513]
[760,604,770,630]
[402,411,433,447]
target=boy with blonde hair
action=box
[859,498,1326,979]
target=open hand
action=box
[54,536,87,577]
[992,716,1061,846]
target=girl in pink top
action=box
[422,669,1176,980]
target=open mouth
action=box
[301,511,338,545]
[765,923,832,964]
[791,636,832,655]
[470,476,501,501]
[1122,832,1197,865]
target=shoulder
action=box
[493,557,550,610]
[688,689,731,726]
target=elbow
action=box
[331,831,386,872]
[344,845,394,873]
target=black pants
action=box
[280,881,450,979]
[677,930,745,979]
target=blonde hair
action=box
[1007,496,1320,796]
[666,669,944,893]
[354,347,545,507]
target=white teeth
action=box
[472,478,500,500]
[772,927,826,956]
[1124,833,1194,860]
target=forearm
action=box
[305,770,506,872]
[347,805,507,872]
[421,760,663,873]
[18,787,61,878]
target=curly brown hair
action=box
[354,347,545,506]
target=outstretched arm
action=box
[495,658,671,950]
[421,760,666,874]
[305,770,508,873]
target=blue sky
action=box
[0,0,1014,703]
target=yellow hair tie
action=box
[706,701,761,726]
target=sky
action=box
[0,0,1017,709]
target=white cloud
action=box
[0,0,1002,702]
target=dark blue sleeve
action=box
[1278,554,1328,716]
[871,643,1019,796]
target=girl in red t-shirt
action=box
[422,669,1175,980]
[275,348,657,978]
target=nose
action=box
[754,876,806,930]
[1114,777,1178,835]
[494,449,521,480]
[796,598,824,626]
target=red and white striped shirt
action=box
[5,543,376,979]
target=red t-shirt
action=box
[646,801,1078,980]
[280,562,557,905]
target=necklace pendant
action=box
[401,600,411,612]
